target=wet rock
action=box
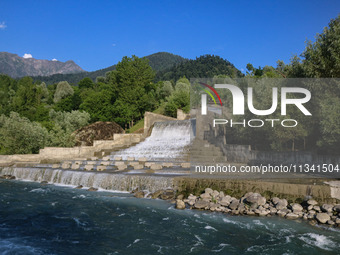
[334,205,340,213]
[275,199,288,210]
[151,190,164,199]
[307,199,318,206]
[245,193,266,206]
[313,206,321,212]
[321,204,334,213]
[188,194,197,200]
[40,181,48,184]
[88,187,98,192]
[212,190,220,198]
[316,213,331,224]
[291,203,303,212]
[327,220,335,226]
[219,196,231,207]
[160,189,175,200]
[229,200,240,210]
[200,193,212,200]
[176,200,186,210]
[177,194,184,200]
[134,191,145,198]
[194,200,209,209]
[277,209,290,217]
[286,213,299,220]
[75,185,83,189]
[309,219,317,226]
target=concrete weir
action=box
[1,166,339,204]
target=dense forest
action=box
[0,15,339,155]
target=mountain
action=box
[32,52,187,85]
[0,52,84,78]
[155,54,244,81]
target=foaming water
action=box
[0,167,173,193]
[113,120,195,161]
[1,180,339,255]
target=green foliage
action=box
[53,81,74,103]
[47,109,90,147]
[156,55,243,81]
[303,15,340,78]
[0,112,48,154]
[78,77,94,90]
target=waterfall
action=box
[0,167,174,193]
[113,119,195,161]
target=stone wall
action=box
[143,112,176,134]
[0,133,144,165]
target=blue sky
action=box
[0,0,339,72]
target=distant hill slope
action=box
[0,52,84,78]
[156,55,244,81]
[32,52,186,85]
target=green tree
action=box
[54,81,74,103]
[0,112,48,154]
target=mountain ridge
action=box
[0,52,84,78]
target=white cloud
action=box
[52,58,58,61]
[23,53,33,59]
[0,22,6,30]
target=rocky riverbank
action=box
[134,188,340,228]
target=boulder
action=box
[102,156,110,161]
[219,196,231,207]
[316,213,331,224]
[52,164,60,169]
[307,199,318,206]
[100,161,111,166]
[127,157,135,161]
[177,194,184,200]
[134,191,145,198]
[212,190,220,198]
[194,200,210,209]
[275,199,288,210]
[321,204,334,213]
[229,200,240,210]
[245,193,266,206]
[160,189,175,200]
[176,200,186,210]
[75,185,83,189]
[151,190,164,199]
[277,209,290,217]
[205,188,213,195]
[291,203,303,212]
[200,193,212,200]
[114,156,123,161]
[334,204,340,213]
[286,213,300,220]
[88,187,98,192]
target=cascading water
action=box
[0,167,174,193]
[113,119,196,161]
